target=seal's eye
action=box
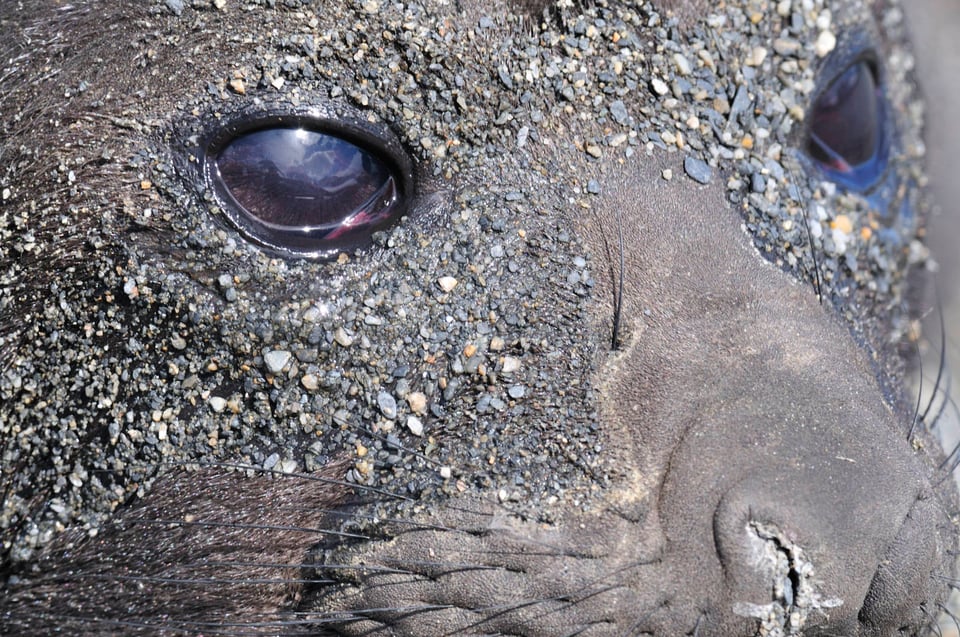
[211,126,405,259]
[806,59,887,190]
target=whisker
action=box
[920,602,944,637]
[611,194,626,350]
[936,602,960,636]
[787,164,823,304]
[910,338,926,442]
[920,293,949,428]
[618,597,668,637]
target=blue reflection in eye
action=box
[213,127,402,258]
[806,61,888,191]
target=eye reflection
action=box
[212,126,403,258]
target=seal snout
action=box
[713,482,847,635]
[709,461,945,635]
[857,492,945,632]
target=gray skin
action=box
[0,0,957,635]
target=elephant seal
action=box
[1,0,957,635]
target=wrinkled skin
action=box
[1,0,958,635]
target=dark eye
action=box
[806,60,887,190]
[209,126,406,259]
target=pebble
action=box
[406,415,424,436]
[407,391,427,414]
[209,396,227,413]
[263,453,279,471]
[684,157,713,184]
[609,100,629,125]
[815,30,837,57]
[673,53,692,76]
[264,350,291,374]
[334,327,354,347]
[437,276,458,292]
[745,47,768,67]
[377,391,398,419]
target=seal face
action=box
[0,0,956,635]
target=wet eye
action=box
[209,126,407,259]
[806,59,887,190]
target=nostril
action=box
[714,485,845,635]
[858,495,943,631]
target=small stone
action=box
[650,77,669,96]
[334,327,354,347]
[745,47,768,67]
[673,53,692,76]
[508,385,526,399]
[684,157,712,184]
[170,335,187,350]
[406,415,424,436]
[377,391,398,419]
[662,168,673,181]
[229,78,246,94]
[773,38,801,57]
[439,466,452,479]
[301,374,319,391]
[263,453,279,471]
[264,350,291,374]
[815,30,837,57]
[831,214,853,235]
[609,99,629,125]
[437,276,458,292]
[407,391,427,415]
[502,356,521,373]
[209,396,227,413]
